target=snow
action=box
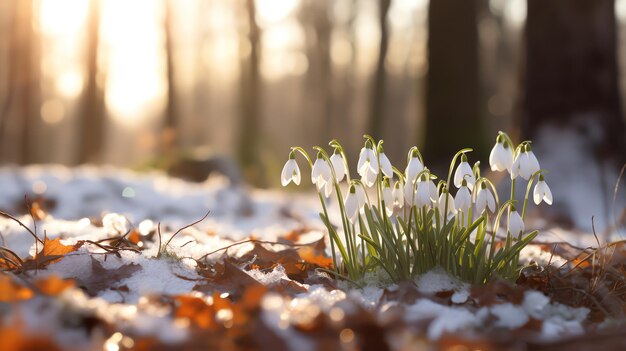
[0,166,596,348]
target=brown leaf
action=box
[76,257,141,296]
[20,238,84,270]
[194,259,263,298]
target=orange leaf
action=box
[35,275,75,296]
[0,274,34,302]
[174,295,217,330]
[299,246,333,269]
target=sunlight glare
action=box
[39,0,89,35]
[256,0,300,25]
[101,0,167,127]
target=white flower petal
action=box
[438,192,457,219]
[508,211,525,235]
[528,151,540,174]
[519,152,531,180]
[379,153,393,178]
[357,148,368,175]
[330,153,346,182]
[416,181,431,207]
[281,159,299,186]
[454,162,475,189]
[455,186,471,212]
[405,157,423,184]
[345,191,359,224]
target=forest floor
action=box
[0,166,625,351]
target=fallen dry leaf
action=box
[0,274,33,302]
[76,257,141,296]
[34,275,75,296]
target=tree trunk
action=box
[238,0,264,185]
[8,0,40,164]
[367,0,391,140]
[78,0,105,164]
[163,0,177,133]
[523,0,625,160]
[424,0,481,167]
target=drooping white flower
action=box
[527,147,540,175]
[489,136,513,173]
[508,210,524,235]
[281,156,301,186]
[311,155,333,197]
[392,181,404,208]
[533,175,553,205]
[356,185,367,209]
[329,152,346,182]
[378,146,394,178]
[415,175,437,207]
[454,180,472,213]
[474,182,496,213]
[438,189,457,219]
[512,144,541,180]
[405,148,424,184]
[344,186,360,224]
[453,154,475,190]
[357,144,379,187]
[383,180,394,215]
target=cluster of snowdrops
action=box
[281,132,552,285]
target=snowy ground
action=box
[0,166,618,350]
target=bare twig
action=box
[0,210,43,244]
[159,210,211,257]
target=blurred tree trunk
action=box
[523,0,625,159]
[424,0,481,167]
[301,0,333,142]
[163,0,178,134]
[367,0,391,139]
[78,0,105,164]
[9,0,40,164]
[161,0,178,166]
[238,0,264,185]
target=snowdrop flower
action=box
[508,209,524,235]
[405,148,424,184]
[489,135,513,173]
[281,152,301,186]
[453,154,475,190]
[377,145,394,178]
[311,153,333,197]
[357,142,379,187]
[474,182,496,213]
[533,174,553,205]
[512,144,540,180]
[392,180,404,208]
[415,174,438,207]
[344,185,360,224]
[329,152,347,182]
[454,179,472,212]
[382,178,394,215]
[438,189,457,219]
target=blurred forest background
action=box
[0,0,625,188]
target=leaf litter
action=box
[0,166,623,350]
